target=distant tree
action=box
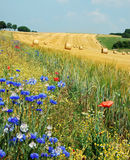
[112,41,130,49]
[12,24,17,31]
[110,33,122,36]
[124,29,130,34]
[0,21,6,30]
[122,29,130,38]
[7,22,12,30]
[32,30,37,32]
[18,26,30,32]
[122,33,130,38]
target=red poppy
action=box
[15,45,20,49]
[54,77,59,81]
[7,66,10,70]
[55,72,59,75]
[98,101,114,108]
[73,149,75,152]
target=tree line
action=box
[0,21,37,32]
[112,41,130,49]
[110,29,130,38]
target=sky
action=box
[0,0,130,34]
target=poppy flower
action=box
[7,66,10,70]
[15,45,20,49]
[53,77,59,81]
[55,72,59,75]
[98,101,113,108]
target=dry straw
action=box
[33,39,39,45]
[65,42,72,50]
[101,48,108,54]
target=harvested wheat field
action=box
[13,32,130,71]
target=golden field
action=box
[13,31,130,71]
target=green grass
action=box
[97,35,130,51]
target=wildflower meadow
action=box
[0,31,130,160]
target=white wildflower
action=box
[47,125,52,130]
[17,132,23,139]
[46,130,52,137]
[20,123,28,133]
[29,141,36,148]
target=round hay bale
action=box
[127,52,130,55]
[33,39,39,45]
[79,46,83,50]
[101,48,108,54]
[113,50,117,54]
[65,43,72,50]
[122,52,125,55]
[43,42,47,45]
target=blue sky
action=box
[0,0,130,34]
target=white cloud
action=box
[88,10,107,23]
[66,11,76,17]
[56,0,69,3]
[91,0,130,6]
[119,18,127,24]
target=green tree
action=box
[122,29,130,38]
[12,24,17,31]
[18,26,30,32]
[0,21,6,30]
[124,29,130,34]
[7,22,12,30]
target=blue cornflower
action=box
[48,146,54,153]
[16,69,20,72]
[30,133,37,139]
[10,137,18,143]
[6,109,13,113]
[6,81,14,85]
[47,85,56,91]
[42,134,47,139]
[27,78,37,85]
[19,134,26,142]
[36,138,45,144]
[33,95,40,100]
[10,77,14,80]
[39,93,47,99]
[12,82,21,87]
[21,90,30,96]
[12,101,20,105]
[60,146,66,151]
[0,149,6,158]
[0,97,2,101]
[8,117,19,125]
[53,137,58,143]
[4,123,14,132]
[0,101,4,105]
[0,89,5,92]
[25,96,34,102]
[36,108,42,111]
[58,81,66,88]
[30,153,39,159]
[62,150,70,157]
[37,101,43,105]
[10,95,20,100]
[49,137,58,144]
[0,78,6,82]
[50,99,57,105]
[41,153,48,157]
[35,50,39,56]
[40,76,48,82]
[54,147,62,156]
